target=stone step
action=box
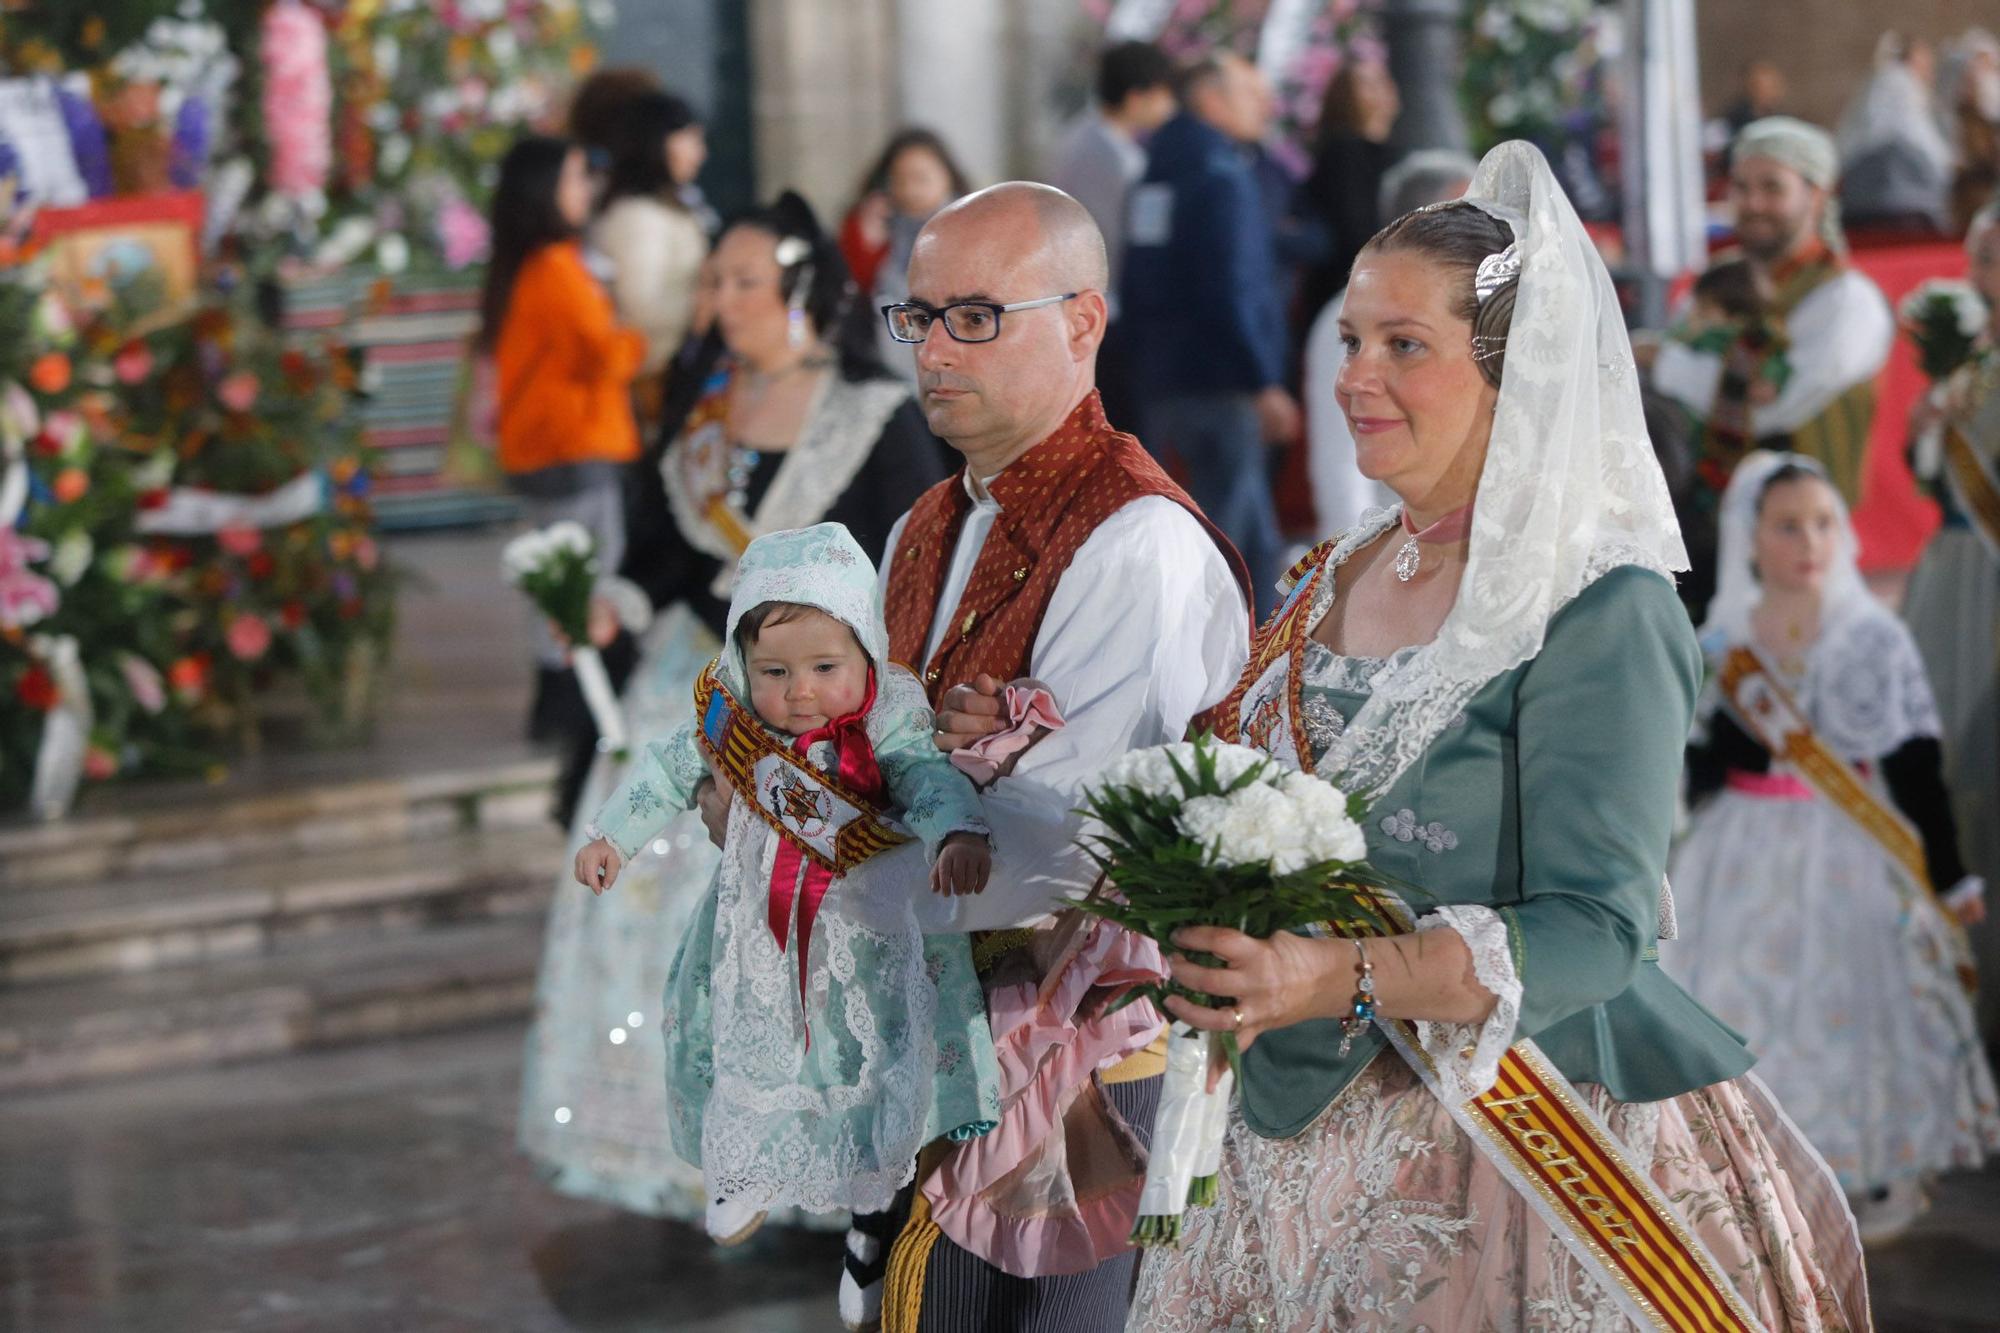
[0,824,566,986]
[0,915,547,1094]
[0,756,558,892]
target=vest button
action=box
[960,611,978,634]
[1012,567,1027,581]
[925,668,940,683]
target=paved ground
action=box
[0,1024,845,1333]
[0,1019,1995,1333]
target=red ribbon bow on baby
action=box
[766,668,884,1045]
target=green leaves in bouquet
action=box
[1072,735,1404,1033]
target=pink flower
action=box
[218,372,260,413]
[0,528,59,629]
[437,196,491,270]
[217,524,263,557]
[119,652,167,714]
[83,746,119,781]
[226,612,273,661]
[114,342,155,384]
[1,380,38,441]
[44,410,85,454]
[261,0,332,197]
[353,534,379,571]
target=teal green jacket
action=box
[1241,565,1754,1139]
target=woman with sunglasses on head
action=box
[517,191,950,1235]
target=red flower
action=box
[29,432,62,458]
[15,665,58,711]
[280,600,308,630]
[138,488,170,511]
[28,352,70,395]
[247,551,276,580]
[168,654,209,699]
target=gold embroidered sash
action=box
[672,390,756,557]
[1943,424,2000,562]
[1333,908,1771,1333]
[1717,645,1975,991]
[693,663,910,874]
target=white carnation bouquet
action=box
[1899,279,1988,384]
[501,521,626,754]
[1074,735,1398,1244]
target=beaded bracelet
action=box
[1336,937,1376,1057]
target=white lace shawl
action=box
[1317,142,1687,801]
[660,369,912,596]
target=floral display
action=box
[1082,0,1381,153]
[1460,0,1622,217]
[0,256,394,813]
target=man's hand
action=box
[1255,385,1302,446]
[695,759,735,849]
[932,673,1009,752]
[1630,332,1662,373]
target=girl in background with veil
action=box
[1667,450,1997,1245]
[1124,143,1867,1332]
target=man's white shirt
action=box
[1652,267,1894,435]
[879,470,1249,931]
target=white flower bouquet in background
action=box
[501,521,626,755]
[1074,735,1398,1244]
[1900,279,1988,384]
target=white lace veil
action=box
[1322,141,1687,799]
[1698,449,1871,651]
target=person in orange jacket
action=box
[479,134,647,741]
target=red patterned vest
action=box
[884,391,1250,706]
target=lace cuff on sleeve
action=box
[1410,904,1522,1101]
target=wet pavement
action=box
[1,1019,1996,1332]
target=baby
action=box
[574,522,1000,1329]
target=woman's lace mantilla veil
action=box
[1320,140,1687,799]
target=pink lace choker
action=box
[1394,502,1474,582]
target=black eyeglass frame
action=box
[879,292,1081,344]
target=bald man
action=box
[862,182,1251,1332]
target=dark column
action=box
[1382,0,1469,154]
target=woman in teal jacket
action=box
[1122,144,1870,1332]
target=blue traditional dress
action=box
[590,524,1001,1216]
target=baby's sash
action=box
[694,663,911,874]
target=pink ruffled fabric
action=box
[949,686,1064,787]
[924,918,1167,1277]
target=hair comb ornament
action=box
[1470,335,1508,362]
[1474,244,1520,305]
[772,236,812,268]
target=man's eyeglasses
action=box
[880,293,1079,345]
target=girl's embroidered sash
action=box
[1717,644,1975,990]
[693,663,910,875]
[1944,424,2000,561]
